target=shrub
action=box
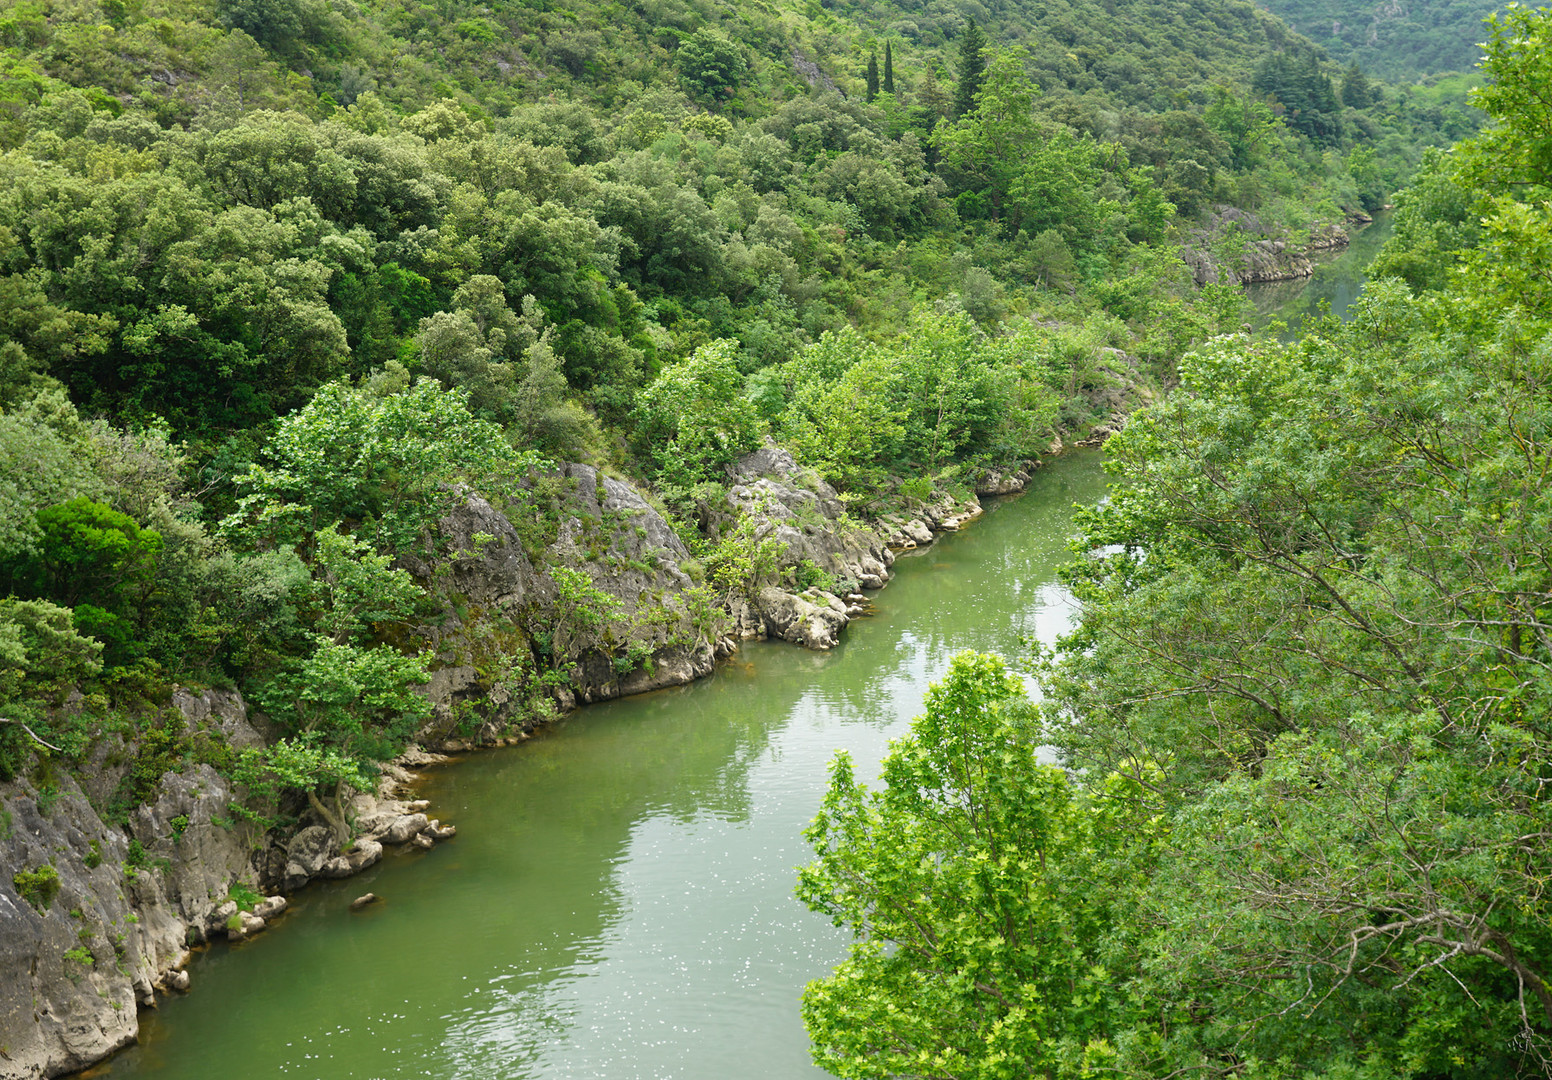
[14,864,61,912]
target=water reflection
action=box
[1248,211,1394,334]
[101,451,1108,1080]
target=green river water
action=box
[98,450,1110,1080]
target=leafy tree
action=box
[1253,51,1342,146]
[304,525,424,647]
[252,636,432,838]
[13,497,162,611]
[702,510,786,604]
[628,339,763,487]
[893,306,1007,469]
[235,736,375,842]
[800,651,1159,1078]
[548,565,623,662]
[1339,61,1373,108]
[937,48,1038,226]
[1462,5,1552,191]
[676,29,748,107]
[0,401,100,560]
[782,346,907,492]
[228,378,538,555]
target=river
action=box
[97,451,1110,1080]
[1245,211,1393,332]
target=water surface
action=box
[101,451,1108,1080]
[1247,211,1394,333]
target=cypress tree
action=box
[1340,61,1372,108]
[953,18,988,118]
[866,51,879,101]
[883,41,894,95]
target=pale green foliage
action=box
[1048,273,1552,1071]
[305,525,424,646]
[784,347,907,491]
[1463,4,1552,191]
[0,597,103,694]
[778,310,1060,491]
[0,399,100,559]
[629,339,764,486]
[548,565,623,660]
[255,636,432,766]
[701,510,786,603]
[800,651,1159,1078]
[228,378,540,554]
[234,737,375,840]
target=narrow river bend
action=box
[100,451,1107,1080]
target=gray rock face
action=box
[0,761,265,1080]
[282,826,338,891]
[423,468,717,733]
[754,586,850,649]
[416,453,1004,743]
[726,447,895,591]
[168,687,265,749]
[976,468,1033,496]
[1181,206,1326,285]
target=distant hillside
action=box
[0,0,1355,123]
[1250,0,1501,78]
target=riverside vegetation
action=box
[799,7,1552,1079]
[0,0,1517,1073]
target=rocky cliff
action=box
[1181,206,1359,285]
[1,446,1025,1079]
[0,691,455,1080]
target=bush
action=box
[13,864,61,912]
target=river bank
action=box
[95,449,1113,1080]
[1,439,1062,1080]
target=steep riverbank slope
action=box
[0,446,1007,1080]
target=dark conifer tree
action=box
[953,18,987,118]
[1341,61,1373,109]
[866,50,879,101]
[883,41,894,95]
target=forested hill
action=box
[0,0,1477,1038]
[0,0,1382,117]
[0,0,1467,435]
[1250,0,1501,80]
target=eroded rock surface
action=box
[0,689,458,1080]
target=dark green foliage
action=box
[951,18,988,119]
[1253,51,1343,145]
[0,0,1467,844]
[1340,61,1374,108]
[675,29,748,106]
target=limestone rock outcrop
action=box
[0,688,458,1080]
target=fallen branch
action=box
[0,717,64,754]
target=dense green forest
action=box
[0,0,1520,1064]
[800,5,1552,1077]
[1253,0,1501,81]
[0,0,1466,780]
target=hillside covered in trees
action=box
[0,0,1466,773]
[1252,0,1501,81]
[800,5,1552,1077]
[0,0,1506,1068]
